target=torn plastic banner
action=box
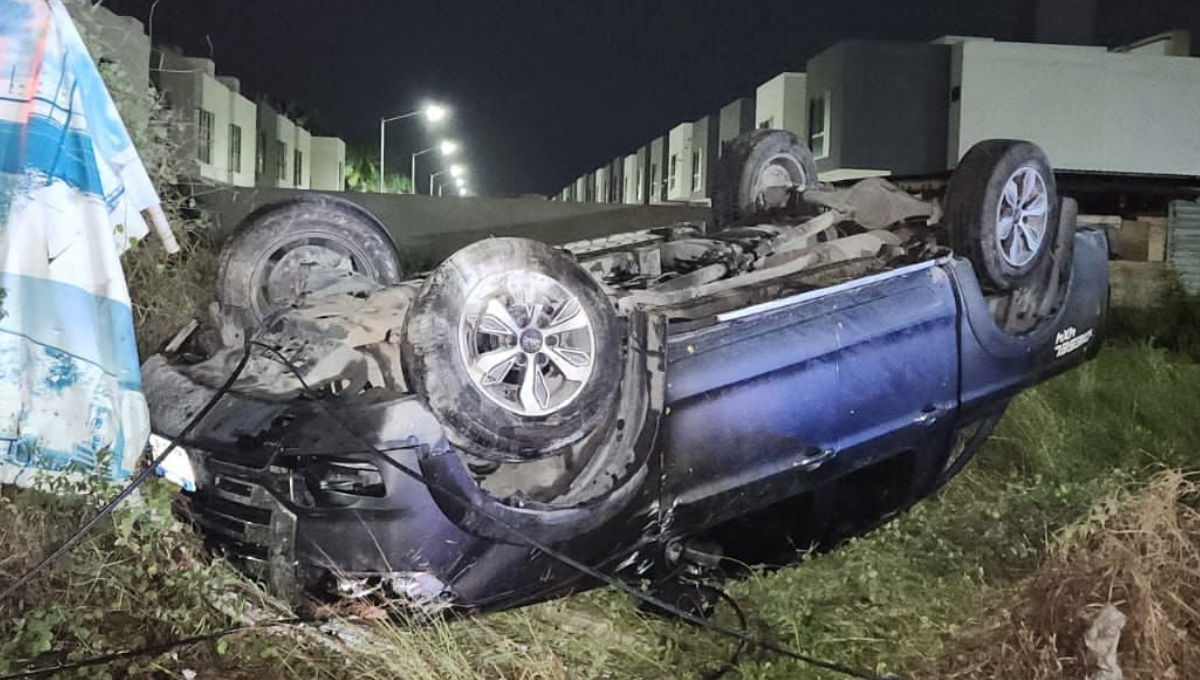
[0,0,172,486]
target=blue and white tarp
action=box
[0,0,174,486]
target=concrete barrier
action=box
[192,186,713,267]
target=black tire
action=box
[217,195,403,326]
[945,140,1059,292]
[712,129,818,228]
[402,238,622,462]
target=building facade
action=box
[666,123,694,202]
[805,40,952,181]
[689,115,719,202]
[623,152,643,204]
[755,72,807,135]
[311,137,346,191]
[78,6,349,192]
[155,50,257,187]
[717,97,755,157]
[947,36,1200,176]
[555,20,1200,203]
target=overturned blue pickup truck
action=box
[142,133,1107,612]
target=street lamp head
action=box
[439,140,459,156]
[450,164,466,178]
[424,103,449,123]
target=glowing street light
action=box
[431,165,469,195]
[423,103,449,123]
[411,140,461,195]
[378,101,450,192]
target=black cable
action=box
[0,617,303,680]
[0,337,255,604]
[695,584,749,680]
[251,341,907,680]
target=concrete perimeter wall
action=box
[196,188,713,266]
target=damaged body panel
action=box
[143,133,1108,613]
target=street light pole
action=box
[429,169,448,196]
[411,140,459,196]
[377,104,449,193]
[378,111,418,193]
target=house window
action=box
[808,92,831,158]
[197,108,214,164]
[635,167,643,202]
[668,154,678,192]
[228,124,242,173]
[276,141,287,181]
[691,149,703,193]
[293,150,303,187]
[650,163,658,201]
[256,133,266,176]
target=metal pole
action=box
[378,118,386,193]
[411,153,418,195]
[430,173,435,196]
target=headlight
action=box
[301,458,386,504]
[148,434,196,492]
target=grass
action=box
[3,269,1199,678]
[3,339,1197,679]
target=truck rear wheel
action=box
[945,140,1059,292]
[217,196,403,326]
[713,129,818,228]
[402,238,622,462]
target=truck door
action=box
[661,291,845,532]
[831,261,960,490]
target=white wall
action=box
[311,137,346,191]
[227,92,256,187]
[574,176,588,202]
[272,115,296,188]
[666,122,694,202]
[950,40,1200,176]
[294,127,312,189]
[622,154,641,204]
[195,73,231,184]
[593,167,610,204]
[755,72,807,136]
[648,136,666,204]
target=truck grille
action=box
[190,461,283,578]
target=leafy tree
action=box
[345,146,411,194]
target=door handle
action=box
[794,447,835,471]
[917,405,943,426]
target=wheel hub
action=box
[754,154,807,211]
[995,166,1050,269]
[459,271,597,417]
[519,329,544,354]
[260,239,361,308]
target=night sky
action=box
[102,0,1200,197]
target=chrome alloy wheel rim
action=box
[995,166,1050,268]
[458,271,596,417]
